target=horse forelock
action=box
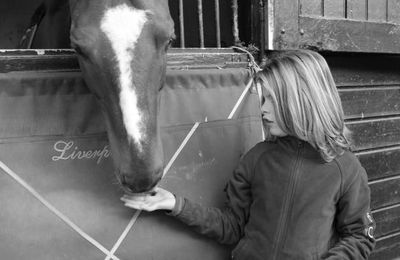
[100,4,149,153]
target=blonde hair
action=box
[256,50,351,162]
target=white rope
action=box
[228,78,254,119]
[232,46,265,140]
[104,209,141,260]
[163,122,201,177]
[0,160,121,260]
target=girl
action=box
[121,50,376,259]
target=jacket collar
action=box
[276,135,326,162]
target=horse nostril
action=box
[119,174,127,186]
[118,168,163,193]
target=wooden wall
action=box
[272,2,400,256]
[272,0,400,53]
[325,52,400,259]
[300,0,400,23]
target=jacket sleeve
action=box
[322,163,376,259]
[168,152,255,245]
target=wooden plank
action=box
[358,148,400,181]
[371,233,400,260]
[0,50,79,72]
[373,205,400,238]
[323,0,345,18]
[370,179,400,210]
[294,16,400,53]
[300,0,322,16]
[347,117,400,151]
[326,53,400,86]
[388,0,400,24]
[167,49,249,69]
[339,86,400,119]
[0,49,249,72]
[368,0,387,22]
[370,206,400,260]
[347,0,367,20]
[273,0,300,50]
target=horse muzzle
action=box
[117,168,163,193]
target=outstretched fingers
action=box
[121,193,157,211]
[121,187,176,212]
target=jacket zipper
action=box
[272,142,304,260]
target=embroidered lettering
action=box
[52,140,111,164]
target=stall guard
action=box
[0,67,263,259]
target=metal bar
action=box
[179,0,185,48]
[215,0,221,48]
[198,0,205,48]
[260,0,265,59]
[232,0,240,45]
[386,0,389,22]
[266,0,274,50]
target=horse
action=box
[67,0,175,193]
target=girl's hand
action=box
[121,187,176,212]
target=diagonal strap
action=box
[0,160,121,260]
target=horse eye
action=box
[164,38,174,51]
[168,35,176,47]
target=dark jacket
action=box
[170,136,375,260]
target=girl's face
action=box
[260,87,287,137]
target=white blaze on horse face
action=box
[100,4,148,152]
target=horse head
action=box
[69,0,174,193]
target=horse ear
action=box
[17,3,46,49]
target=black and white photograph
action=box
[0,0,399,259]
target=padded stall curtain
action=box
[0,67,262,259]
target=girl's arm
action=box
[168,162,252,245]
[322,166,376,259]
[122,157,253,245]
